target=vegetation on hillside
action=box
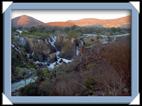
[12,25,131,96]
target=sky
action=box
[12,10,130,23]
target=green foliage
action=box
[37,68,50,81]
[14,67,23,78]
[84,77,95,90]
[21,27,51,39]
[12,25,130,96]
[20,83,40,96]
[26,62,36,69]
[22,31,50,39]
[12,67,26,82]
[86,63,96,70]
[66,30,81,39]
[41,68,50,78]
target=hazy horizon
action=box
[12,10,130,23]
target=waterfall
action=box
[19,37,26,46]
[56,51,60,59]
[76,46,80,56]
[12,76,37,92]
[47,35,72,70]
[12,34,73,93]
[48,35,60,60]
[11,44,21,53]
[16,29,22,35]
[48,35,57,50]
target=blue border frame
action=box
[3,3,139,104]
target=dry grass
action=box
[20,36,131,96]
[41,36,131,96]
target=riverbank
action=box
[14,35,130,96]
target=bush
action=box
[84,77,95,90]
[38,79,53,95]
[20,83,40,96]
[66,30,81,39]
[61,40,75,59]
[37,68,50,81]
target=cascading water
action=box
[76,46,80,56]
[34,35,73,70]
[48,35,57,50]
[11,44,21,53]
[12,34,73,93]
[47,35,73,70]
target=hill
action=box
[12,15,45,28]
[47,16,131,28]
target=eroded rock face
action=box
[26,38,51,56]
[18,36,27,46]
[13,33,82,64]
[49,52,57,63]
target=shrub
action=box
[86,62,96,71]
[37,68,50,81]
[38,79,53,95]
[20,83,40,96]
[84,77,95,90]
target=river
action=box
[12,35,73,92]
[12,76,37,92]
[12,33,129,93]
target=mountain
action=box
[12,15,131,28]
[47,22,75,27]
[47,16,131,28]
[12,15,45,28]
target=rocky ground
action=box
[11,26,131,96]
